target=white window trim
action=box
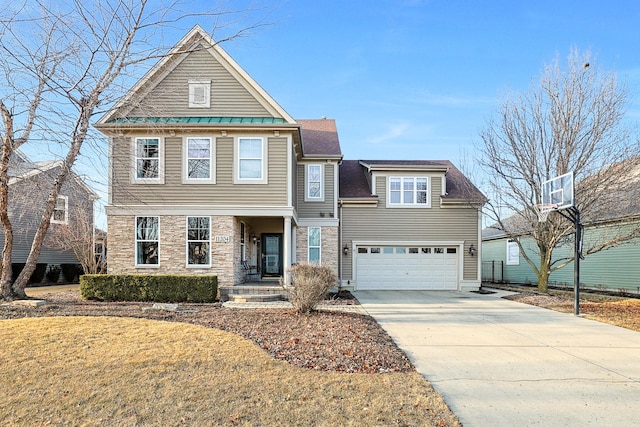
[51,195,69,224]
[506,239,520,265]
[386,176,431,208]
[183,136,215,184]
[186,216,212,268]
[132,137,164,184]
[135,216,160,268]
[308,227,321,263]
[305,164,324,202]
[188,79,211,108]
[234,136,268,184]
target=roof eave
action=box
[359,161,450,173]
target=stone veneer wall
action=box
[107,214,236,287]
[295,226,339,276]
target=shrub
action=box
[46,265,61,283]
[60,263,83,283]
[80,274,218,303]
[288,263,338,313]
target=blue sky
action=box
[22,0,639,228]
[216,0,640,164]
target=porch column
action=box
[283,216,292,285]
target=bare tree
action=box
[480,49,640,292]
[0,0,269,299]
[48,205,105,275]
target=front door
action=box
[262,233,283,277]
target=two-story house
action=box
[96,25,485,293]
[2,150,99,282]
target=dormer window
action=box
[387,177,430,207]
[189,80,211,108]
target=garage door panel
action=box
[356,245,458,290]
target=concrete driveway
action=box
[353,289,640,426]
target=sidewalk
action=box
[354,289,640,426]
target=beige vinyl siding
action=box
[127,47,273,118]
[111,134,289,206]
[296,163,335,218]
[291,155,298,209]
[341,175,479,280]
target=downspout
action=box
[338,199,343,290]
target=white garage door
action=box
[355,245,458,290]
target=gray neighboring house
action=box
[1,150,99,279]
[95,25,486,292]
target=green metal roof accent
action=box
[105,117,288,125]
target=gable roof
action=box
[8,153,99,200]
[340,159,486,203]
[96,25,295,127]
[297,119,343,158]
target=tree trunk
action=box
[0,102,16,300]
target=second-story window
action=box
[185,137,214,182]
[134,137,163,183]
[388,177,430,207]
[51,195,68,224]
[235,137,267,184]
[306,164,323,201]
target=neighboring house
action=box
[2,150,99,278]
[95,25,485,292]
[482,220,640,293]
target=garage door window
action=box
[383,247,394,254]
[447,248,457,254]
[409,247,419,254]
[422,248,431,254]
[434,248,444,254]
[370,247,381,254]
[358,247,368,254]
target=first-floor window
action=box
[240,222,246,262]
[187,216,211,266]
[507,239,520,265]
[308,227,321,263]
[135,138,161,180]
[136,216,159,266]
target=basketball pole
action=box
[557,206,582,315]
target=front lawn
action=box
[0,293,459,426]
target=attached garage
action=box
[354,245,459,290]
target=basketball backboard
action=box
[541,171,574,211]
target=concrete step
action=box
[227,294,283,303]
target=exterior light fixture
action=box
[469,243,476,257]
[343,244,349,256]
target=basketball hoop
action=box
[536,203,558,223]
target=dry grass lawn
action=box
[500,285,640,332]
[0,316,458,426]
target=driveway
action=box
[353,289,640,426]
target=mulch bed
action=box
[0,291,414,374]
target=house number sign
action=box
[214,236,230,243]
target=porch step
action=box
[220,284,291,301]
[227,294,283,303]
